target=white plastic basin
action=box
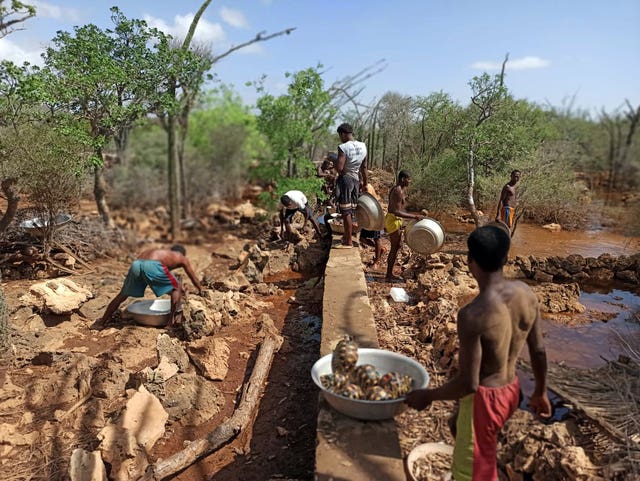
[311,348,429,420]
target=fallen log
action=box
[138,319,283,481]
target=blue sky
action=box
[1,0,639,114]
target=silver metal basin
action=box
[20,214,72,237]
[126,299,171,327]
[355,193,384,231]
[311,348,430,420]
[405,218,445,255]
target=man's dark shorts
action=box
[284,203,313,222]
[335,175,359,214]
[360,229,382,240]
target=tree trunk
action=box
[0,178,19,232]
[466,140,480,226]
[168,110,181,239]
[93,157,113,228]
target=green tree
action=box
[41,7,170,226]
[186,86,268,202]
[255,66,334,202]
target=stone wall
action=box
[512,253,640,285]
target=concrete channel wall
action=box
[315,244,406,481]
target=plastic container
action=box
[405,218,445,255]
[310,348,429,420]
[405,442,454,481]
[389,287,410,303]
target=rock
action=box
[154,356,179,383]
[21,278,93,314]
[532,283,585,314]
[69,449,107,481]
[180,298,219,341]
[243,259,264,284]
[156,333,190,372]
[91,356,131,399]
[589,268,614,282]
[542,223,562,232]
[0,423,39,446]
[52,252,77,268]
[234,201,257,219]
[187,337,231,381]
[615,270,638,284]
[99,384,167,455]
[533,270,554,283]
[147,372,225,425]
[562,254,585,275]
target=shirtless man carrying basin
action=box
[406,225,551,481]
[384,170,424,281]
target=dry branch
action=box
[138,323,283,481]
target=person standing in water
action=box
[406,225,551,481]
[495,170,521,230]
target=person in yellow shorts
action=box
[495,170,520,229]
[384,170,424,281]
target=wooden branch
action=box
[52,241,94,272]
[138,324,283,481]
[211,28,296,65]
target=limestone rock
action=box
[187,337,231,381]
[69,449,107,481]
[156,333,190,372]
[542,223,562,232]
[21,278,93,314]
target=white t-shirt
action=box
[283,190,307,209]
[339,140,367,180]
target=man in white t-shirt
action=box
[279,190,323,240]
[335,123,368,248]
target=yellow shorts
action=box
[384,213,402,234]
[500,206,515,228]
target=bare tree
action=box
[161,0,295,238]
[601,100,640,195]
[0,0,35,38]
[465,54,508,225]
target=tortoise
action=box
[320,372,349,392]
[351,363,381,390]
[378,371,413,398]
[331,335,358,375]
[364,385,392,401]
[337,382,364,400]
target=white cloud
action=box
[0,38,43,65]
[31,1,81,21]
[220,7,248,28]
[144,13,225,44]
[472,56,551,71]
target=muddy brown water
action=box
[439,218,640,258]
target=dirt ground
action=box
[0,192,638,481]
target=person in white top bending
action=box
[279,190,323,240]
[334,123,368,248]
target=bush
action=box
[4,123,87,246]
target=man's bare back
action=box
[138,248,186,270]
[459,278,539,388]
